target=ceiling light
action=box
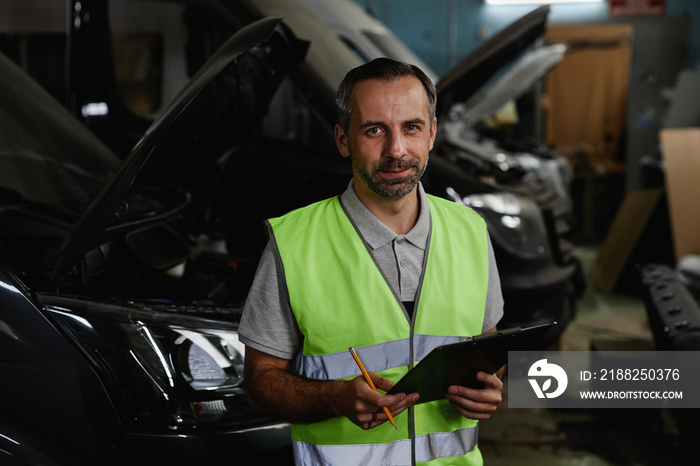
[486,0,602,4]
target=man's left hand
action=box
[445,371,503,420]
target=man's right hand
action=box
[243,346,418,428]
[338,372,419,429]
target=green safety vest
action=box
[268,193,489,465]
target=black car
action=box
[0,17,305,465]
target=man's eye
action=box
[366,127,382,135]
[406,124,420,131]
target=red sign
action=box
[609,0,666,17]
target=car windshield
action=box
[0,52,120,212]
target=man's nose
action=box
[385,131,406,158]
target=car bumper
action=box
[124,420,293,464]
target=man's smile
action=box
[375,159,418,177]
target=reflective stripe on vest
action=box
[291,334,469,381]
[268,194,489,465]
[293,424,479,465]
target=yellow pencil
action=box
[348,347,397,429]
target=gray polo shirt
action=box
[238,181,504,360]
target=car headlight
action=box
[41,296,262,431]
[447,188,550,259]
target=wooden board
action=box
[591,188,663,293]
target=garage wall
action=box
[352,0,700,77]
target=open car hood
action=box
[458,43,565,126]
[436,5,551,118]
[52,17,308,276]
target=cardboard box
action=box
[659,128,700,261]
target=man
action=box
[240,57,504,465]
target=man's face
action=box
[335,76,437,201]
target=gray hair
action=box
[336,58,437,134]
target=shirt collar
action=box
[340,180,430,251]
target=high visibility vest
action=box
[268,193,489,465]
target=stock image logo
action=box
[528,359,568,399]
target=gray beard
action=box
[350,151,427,199]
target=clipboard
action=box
[386,322,556,404]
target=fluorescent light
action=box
[486,0,602,4]
[81,102,109,117]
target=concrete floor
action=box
[480,246,689,466]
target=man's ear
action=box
[335,124,351,158]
